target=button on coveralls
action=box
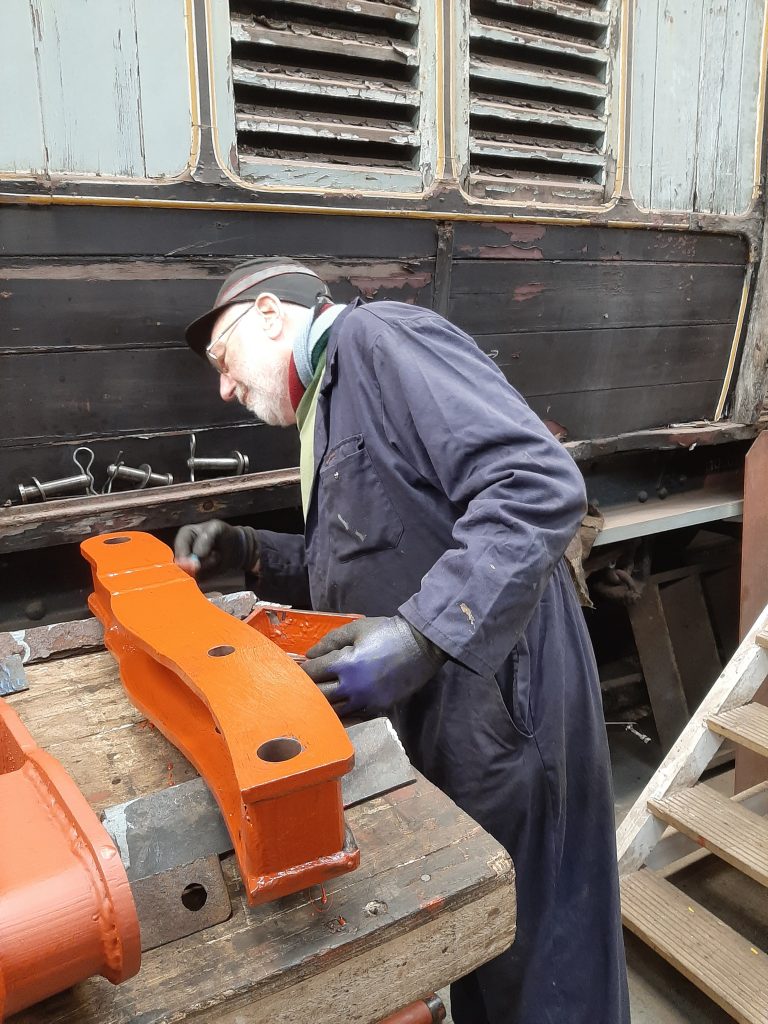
[256,300,630,1024]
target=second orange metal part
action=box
[0,700,140,1020]
[81,531,359,905]
[245,604,362,659]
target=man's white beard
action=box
[235,354,292,426]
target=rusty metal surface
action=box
[103,777,232,883]
[0,654,28,695]
[101,717,415,880]
[82,531,358,906]
[0,590,257,668]
[0,617,104,665]
[0,700,140,1019]
[130,856,231,952]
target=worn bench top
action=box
[6,643,516,1024]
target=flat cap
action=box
[185,258,331,357]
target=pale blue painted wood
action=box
[31,0,145,175]
[209,0,238,173]
[214,0,435,191]
[629,0,660,208]
[733,0,765,212]
[651,0,704,211]
[0,0,192,178]
[134,0,192,177]
[630,0,766,215]
[709,0,750,214]
[0,0,46,173]
[416,0,438,187]
[694,0,729,213]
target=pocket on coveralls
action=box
[319,435,404,563]
[494,645,534,739]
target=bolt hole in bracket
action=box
[129,854,229,952]
[81,531,358,906]
[208,644,235,657]
[257,736,304,762]
[181,882,208,912]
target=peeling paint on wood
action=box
[0,260,237,281]
[565,421,758,462]
[465,0,618,201]
[630,0,765,215]
[224,0,438,193]
[341,263,433,301]
[449,260,745,334]
[0,0,191,179]
[0,470,301,554]
[0,1,45,174]
[453,223,746,263]
[512,282,545,302]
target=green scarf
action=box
[295,350,327,518]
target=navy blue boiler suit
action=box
[257,301,630,1024]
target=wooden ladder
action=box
[617,602,768,1024]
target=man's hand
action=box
[301,616,446,716]
[174,520,259,578]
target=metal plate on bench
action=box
[131,855,231,952]
[102,717,414,881]
[101,717,415,946]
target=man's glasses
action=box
[205,303,255,373]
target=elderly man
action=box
[175,258,629,1024]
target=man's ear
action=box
[254,292,284,339]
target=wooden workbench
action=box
[5,641,516,1024]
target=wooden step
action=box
[709,703,768,759]
[648,785,768,886]
[621,871,768,1024]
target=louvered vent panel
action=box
[230,0,421,174]
[469,0,613,198]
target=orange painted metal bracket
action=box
[81,531,358,906]
[0,699,140,1021]
[246,604,362,661]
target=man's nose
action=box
[219,373,237,402]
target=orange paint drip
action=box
[0,701,140,1019]
[312,883,334,914]
[81,531,359,906]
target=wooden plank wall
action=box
[0,205,748,506]
[0,207,437,503]
[450,223,746,439]
[630,0,765,215]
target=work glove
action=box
[174,520,259,579]
[302,615,447,716]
